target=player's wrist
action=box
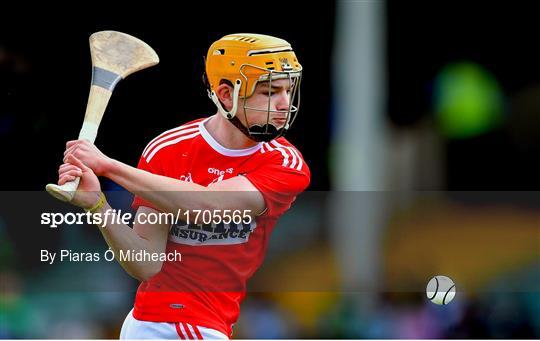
[98,157,115,177]
[84,192,107,213]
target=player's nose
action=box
[274,90,291,111]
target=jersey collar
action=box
[200,117,263,157]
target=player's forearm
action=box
[103,158,230,214]
[94,203,163,281]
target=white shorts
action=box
[120,308,229,340]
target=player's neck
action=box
[205,114,259,150]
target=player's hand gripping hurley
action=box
[45,31,159,202]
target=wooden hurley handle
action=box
[45,85,112,202]
[46,31,159,203]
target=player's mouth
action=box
[272,118,288,125]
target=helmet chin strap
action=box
[210,79,241,119]
[228,116,285,142]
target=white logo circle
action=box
[426,275,456,305]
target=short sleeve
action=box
[243,152,310,218]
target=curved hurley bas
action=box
[46,31,159,202]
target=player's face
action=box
[240,79,294,129]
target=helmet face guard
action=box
[205,34,303,142]
[232,64,302,142]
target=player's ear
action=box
[215,83,234,110]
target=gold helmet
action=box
[204,33,302,142]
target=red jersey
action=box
[131,117,310,337]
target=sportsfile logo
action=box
[41,209,133,228]
[40,209,253,229]
[41,209,182,228]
